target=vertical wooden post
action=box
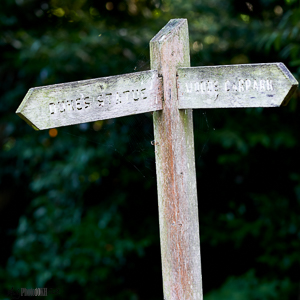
[150,19,203,300]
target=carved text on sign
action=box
[185,79,274,94]
[177,63,298,108]
[16,69,162,130]
[48,88,153,115]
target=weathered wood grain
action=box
[178,63,298,109]
[16,70,163,130]
[151,19,203,300]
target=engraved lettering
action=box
[267,80,273,91]
[132,89,139,101]
[186,83,192,93]
[97,95,104,107]
[66,100,74,111]
[260,80,265,91]
[123,90,130,102]
[84,97,90,109]
[46,80,160,115]
[225,80,230,91]
[207,81,213,92]
[106,93,112,105]
[253,80,258,90]
[116,92,121,104]
[76,98,83,110]
[245,79,251,90]
[200,81,206,93]
[239,80,244,92]
[58,101,66,113]
[141,88,147,99]
[232,83,238,92]
[49,103,56,114]
[92,97,97,108]
[214,81,218,92]
[182,77,274,98]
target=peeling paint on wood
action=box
[16,70,163,130]
[151,19,203,300]
[178,63,298,109]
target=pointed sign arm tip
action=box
[16,88,40,131]
[16,111,40,131]
[16,87,33,114]
[277,62,298,106]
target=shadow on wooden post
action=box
[150,19,203,300]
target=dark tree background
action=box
[1,0,300,299]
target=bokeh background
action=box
[1,0,300,299]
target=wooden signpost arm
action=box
[177,63,298,109]
[16,70,163,130]
[150,19,203,300]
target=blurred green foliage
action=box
[0,0,300,299]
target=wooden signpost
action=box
[17,70,163,130]
[16,19,298,300]
[178,63,298,108]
